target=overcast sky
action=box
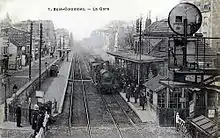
[0,0,180,40]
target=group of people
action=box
[31,103,51,137]
[118,75,147,110]
[16,101,53,138]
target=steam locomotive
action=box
[88,56,117,94]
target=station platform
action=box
[42,52,73,116]
[0,121,32,131]
[28,52,74,117]
[120,92,158,124]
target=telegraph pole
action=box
[29,22,33,81]
[39,23,43,90]
[59,36,62,57]
[138,17,142,86]
[63,36,65,58]
[183,19,187,69]
[139,17,142,61]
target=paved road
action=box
[0,55,58,104]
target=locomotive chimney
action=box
[104,60,110,70]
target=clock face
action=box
[168,2,202,36]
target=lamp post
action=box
[45,61,48,76]
[12,84,18,100]
[13,84,18,94]
[2,77,7,121]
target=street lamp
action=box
[13,84,18,95]
[45,62,48,76]
[2,77,7,121]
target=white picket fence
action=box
[176,112,192,138]
[35,127,45,138]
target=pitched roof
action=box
[144,75,166,92]
[1,27,30,47]
[145,19,173,33]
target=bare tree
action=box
[104,20,135,51]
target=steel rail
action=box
[112,95,138,129]
[100,95,124,138]
[78,55,92,138]
[68,54,75,127]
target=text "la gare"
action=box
[92,7,109,11]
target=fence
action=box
[156,107,188,127]
[175,112,192,138]
[7,57,63,123]
[8,104,30,126]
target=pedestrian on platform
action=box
[28,98,32,125]
[126,84,132,102]
[35,108,45,136]
[140,92,146,110]
[43,111,50,132]
[16,104,22,127]
[45,101,55,126]
[130,82,135,97]
[32,104,39,137]
[134,85,140,103]
[123,80,126,93]
[45,101,52,115]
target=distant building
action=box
[181,0,220,51]
[55,28,70,57]
[0,13,13,73]
[14,20,56,58]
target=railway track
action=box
[100,94,124,138]
[100,94,140,138]
[68,54,75,127]
[72,54,92,138]
[78,55,92,138]
[53,52,142,137]
[44,51,183,137]
[77,53,141,138]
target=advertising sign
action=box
[37,98,45,104]
[36,91,44,98]
[189,100,195,117]
[208,109,215,118]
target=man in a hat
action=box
[16,104,22,127]
[134,85,140,103]
[126,84,132,102]
[43,111,50,131]
[36,109,45,133]
[32,104,39,136]
[13,84,18,93]
[139,89,146,110]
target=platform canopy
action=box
[106,51,164,64]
